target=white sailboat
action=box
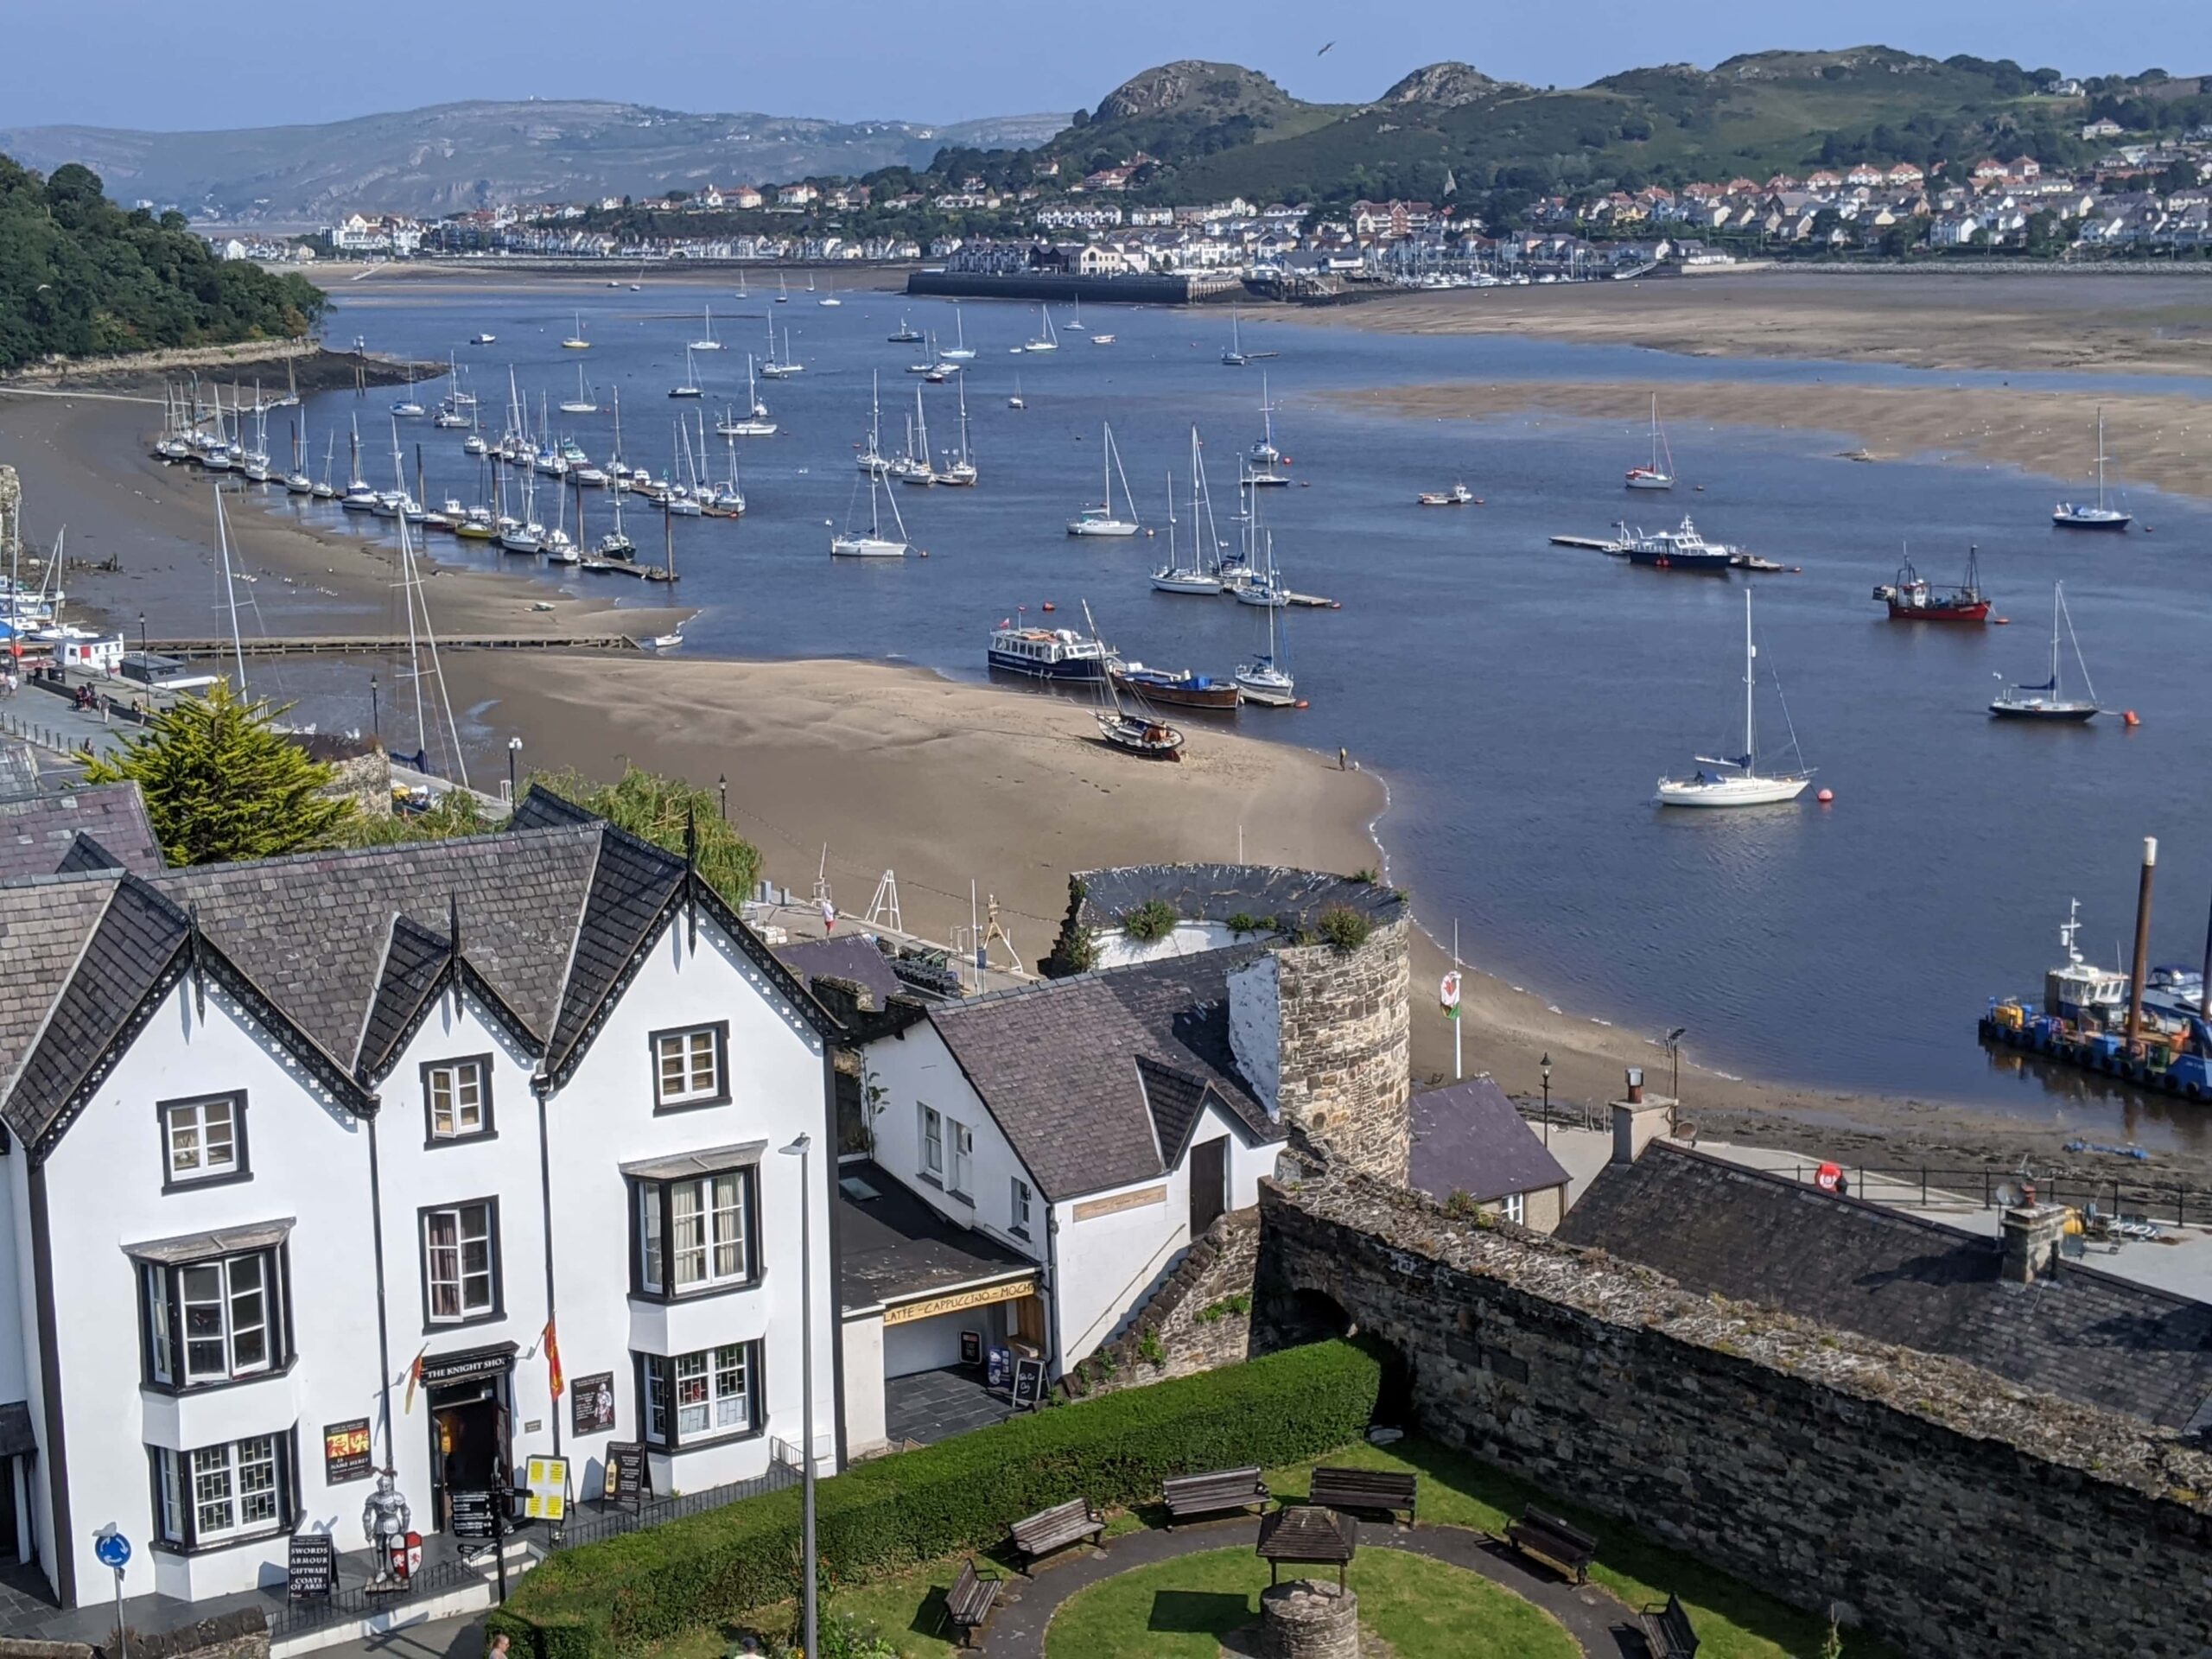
[1152,430,1223,594]
[942,303,976,360]
[855,372,890,474]
[1067,424,1140,536]
[1656,590,1812,807]
[1222,305,1247,367]
[715,357,777,436]
[1007,373,1026,411]
[561,312,591,350]
[760,320,803,378]
[690,303,724,351]
[1234,528,1294,705]
[939,378,977,486]
[2052,406,2132,530]
[1024,307,1059,353]
[1248,376,1288,486]
[831,467,909,557]
[669,346,703,399]
[895,386,938,486]
[1625,392,1675,490]
[559,365,598,415]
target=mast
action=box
[2096,406,2108,511]
[2050,583,2063,694]
[213,488,247,695]
[1743,588,1756,766]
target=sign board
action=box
[93,1529,130,1570]
[523,1456,569,1522]
[323,1419,374,1485]
[882,1277,1035,1326]
[1010,1357,1047,1410]
[571,1371,617,1437]
[448,1489,499,1543]
[601,1441,653,1509]
[987,1347,1012,1390]
[1815,1162,1843,1193]
[421,1343,518,1388]
[959,1329,982,1368]
[286,1532,336,1598]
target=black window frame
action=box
[137,1242,295,1394]
[421,1053,498,1147]
[146,1427,297,1555]
[1009,1176,1033,1242]
[632,1339,766,1452]
[626,1163,762,1303]
[417,1197,505,1332]
[156,1090,251,1192]
[649,1021,732,1112]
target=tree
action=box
[524,765,762,907]
[80,683,355,866]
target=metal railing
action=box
[1779,1164,2212,1229]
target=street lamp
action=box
[779,1133,817,1659]
[507,736,523,804]
[1664,1027,1688,1136]
[369,676,380,741]
[137,613,147,656]
[1540,1052,1552,1146]
[717,773,728,823]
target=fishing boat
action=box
[561,313,590,350]
[2053,407,2132,531]
[1417,483,1476,506]
[716,357,778,436]
[669,346,703,399]
[942,305,976,361]
[1024,307,1059,353]
[1627,517,1731,573]
[1087,605,1186,760]
[1874,545,1989,621]
[1112,664,1240,709]
[470,333,497,345]
[1222,305,1248,367]
[1067,424,1140,537]
[1152,431,1224,594]
[1991,583,2100,721]
[988,620,1112,679]
[887,315,923,343]
[559,365,599,416]
[830,468,909,557]
[1625,393,1675,490]
[1656,590,1812,807]
[690,304,724,351]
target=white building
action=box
[0,792,842,1610]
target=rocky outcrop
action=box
[1095,61,1292,124]
[1378,63,1499,108]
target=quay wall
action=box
[1255,1165,2212,1659]
[904,270,1242,305]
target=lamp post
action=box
[369,675,380,741]
[1540,1052,1552,1146]
[137,613,147,657]
[507,735,523,804]
[779,1133,817,1659]
[1664,1027,1687,1136]
[717,773,728,823]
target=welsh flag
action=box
[1440,971,1462,1020]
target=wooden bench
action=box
[1161,1467,1269,1524]
[935,1558,1001,1648]
[1638,1593,1700,1659]
[1504,1504,1597,1584]
[1009,1497,1105,1568]
[1308,1466,1418,1524]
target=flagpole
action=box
[1452,920,1462,1081]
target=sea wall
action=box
[1255,1165,2212,1658]
[905,270,1243,305]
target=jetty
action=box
[148,633,644,658]
[1551,533,1627,553]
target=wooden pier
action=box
[149,634,644,658]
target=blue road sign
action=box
[94,1531,130,1570]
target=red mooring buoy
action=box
[1816,788,1835,804]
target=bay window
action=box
[629,1154,759,1300]
[639,1342,761,1448]
[133,1229,290,1390]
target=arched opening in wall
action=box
[1255,1286,1415,1430]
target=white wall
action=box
[881,1312,967,1379]
[544,912,836,1497]
[1090,921,1241,972]
[840,1316,886,1457]
[861,1024,1045,1264]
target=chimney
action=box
[1611,1067,1673,1166]
[2000,1204,2069,1286]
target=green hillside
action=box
[0,155,325,372]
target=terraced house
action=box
[0,793,842,1610]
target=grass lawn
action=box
[1044,1546,1577,1659]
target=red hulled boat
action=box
[1874,546,1990,622]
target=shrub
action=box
[1137,1329,1166,1368]
[1316,906,1372,952]
[1196,1294,1251,1325]
[488,1342,1381,1659]
[1122,899,1179,942]
[1224,912,1262,936]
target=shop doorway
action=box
[428,1377,509,1529]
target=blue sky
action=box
[4,0,2207,130]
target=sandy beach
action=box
[1303,270,2212,378]
[8,336,2209,1188]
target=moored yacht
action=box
[1656,590,1812,807]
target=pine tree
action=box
[81,682,355,866]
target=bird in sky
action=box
[1318,41,1335,56]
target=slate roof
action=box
[1557,1143,2212,1435]
[777,936,906,1009]
[0,794,835,1154]
[926,946,1284,1202]
[1408,1077,1573,1206]
[1064,863,1404,941]
[0,780,163,881]
[836,1158,1035,1312]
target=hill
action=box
[1048,60,1353,171]
[0,156,325,372]
[0,101,1072,226]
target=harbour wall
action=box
[1255,1163,2212,1658]
[904,270,1244,306]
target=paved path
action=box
[974,1516,1640,1656]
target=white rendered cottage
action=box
[0,792,842,1609]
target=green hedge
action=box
[489,1340,1380,1659]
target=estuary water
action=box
[269,277,2212,1140]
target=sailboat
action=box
[776,272,790,304]
[942,304,976,361]
[1656,590,1811,806]
[1625,393,1675,490]
[1085,602,1185,759]
[1222,305,1248,367]
[855,372,890,474]
[939,378,978,486]
[831,468,910,557]
[1067,424,1139,536]
[596,472,637,559]
[716,357,777,436]
[1151,433,1224,594]
[1248,378,1288,486]
[283,422,315,494]
[817,275,842,308]
[1991,583,2100,720]
[1234,542,1296,708]
[669,346,703,398]
[560,365,599,415]
[1024,307,1059,353]
[690,303,724,351]
[561,312,591,350]
[760,320,802,378]
[894,387,937,486]
[2053,407,2132,530]
[1007,374,1026,411]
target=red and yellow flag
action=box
[543,1318,564,1401]
[402,1347,426,1414]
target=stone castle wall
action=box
[1071,1206,1261,1396]
[1255,1166,2212,1659]
[1271,919,1410,1184]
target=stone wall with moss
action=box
[1270,918,1411,1184]
[1255,1164,2212,1659]
[1069,1206,1262,1397]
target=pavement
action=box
[311,1611,484,1659]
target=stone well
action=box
[1260,1577,1359,1659]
